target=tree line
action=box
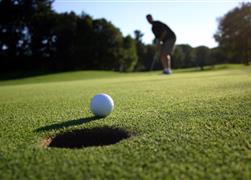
[0,0,250,75]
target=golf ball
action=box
[90,93,114,117]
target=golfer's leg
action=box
[160,53,168,69]
[167,54,171,70]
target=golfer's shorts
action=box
[161,38,176,55]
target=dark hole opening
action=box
[43,126,131,149]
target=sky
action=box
[53,0,247,48]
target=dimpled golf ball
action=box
[90,93,114,117]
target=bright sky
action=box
[53,0,246,48]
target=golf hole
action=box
[43,127,131,149]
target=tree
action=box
[214,2,251,65]
[51,12,78,70]
[194,46,210,70]
[74,13,94,69]
[172,44,195,68]
[119,35,138,72]
[209,47,228,66]
[172,45,185,69]
[0,0,54,71]
[86,18,124,70]
[134,30,146,71]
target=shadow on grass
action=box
[0,70,61,81]
[175,64,231,74]
[35,116,102,132]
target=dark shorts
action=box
[161,38,176,55]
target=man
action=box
[146,14,176,74]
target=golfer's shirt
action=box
[152,21,176,42]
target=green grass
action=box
[0,64,251,179]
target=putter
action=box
[150,51,160,71]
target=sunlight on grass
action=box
[0,64,250,179]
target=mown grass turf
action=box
[0,64,251,179]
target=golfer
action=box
[146,14,176,74]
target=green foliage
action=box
[215,2,251,65]
[172,44,195,68]
[172,45,228,70]
[118,35,138,72]
[134,30,147,71]
[1,1,250,74]
[194,46,210,70]
[0,0,53,55]
[0,1,135,72]
[0,65,251,179]
[133,30,159,71]
[91,18,124,70]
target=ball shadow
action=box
[35,116,102,132]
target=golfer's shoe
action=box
[163,69,172,75]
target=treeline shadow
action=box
[0,70,66,81]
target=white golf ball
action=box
[90,93,114,117]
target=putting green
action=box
[0,64,251,179]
